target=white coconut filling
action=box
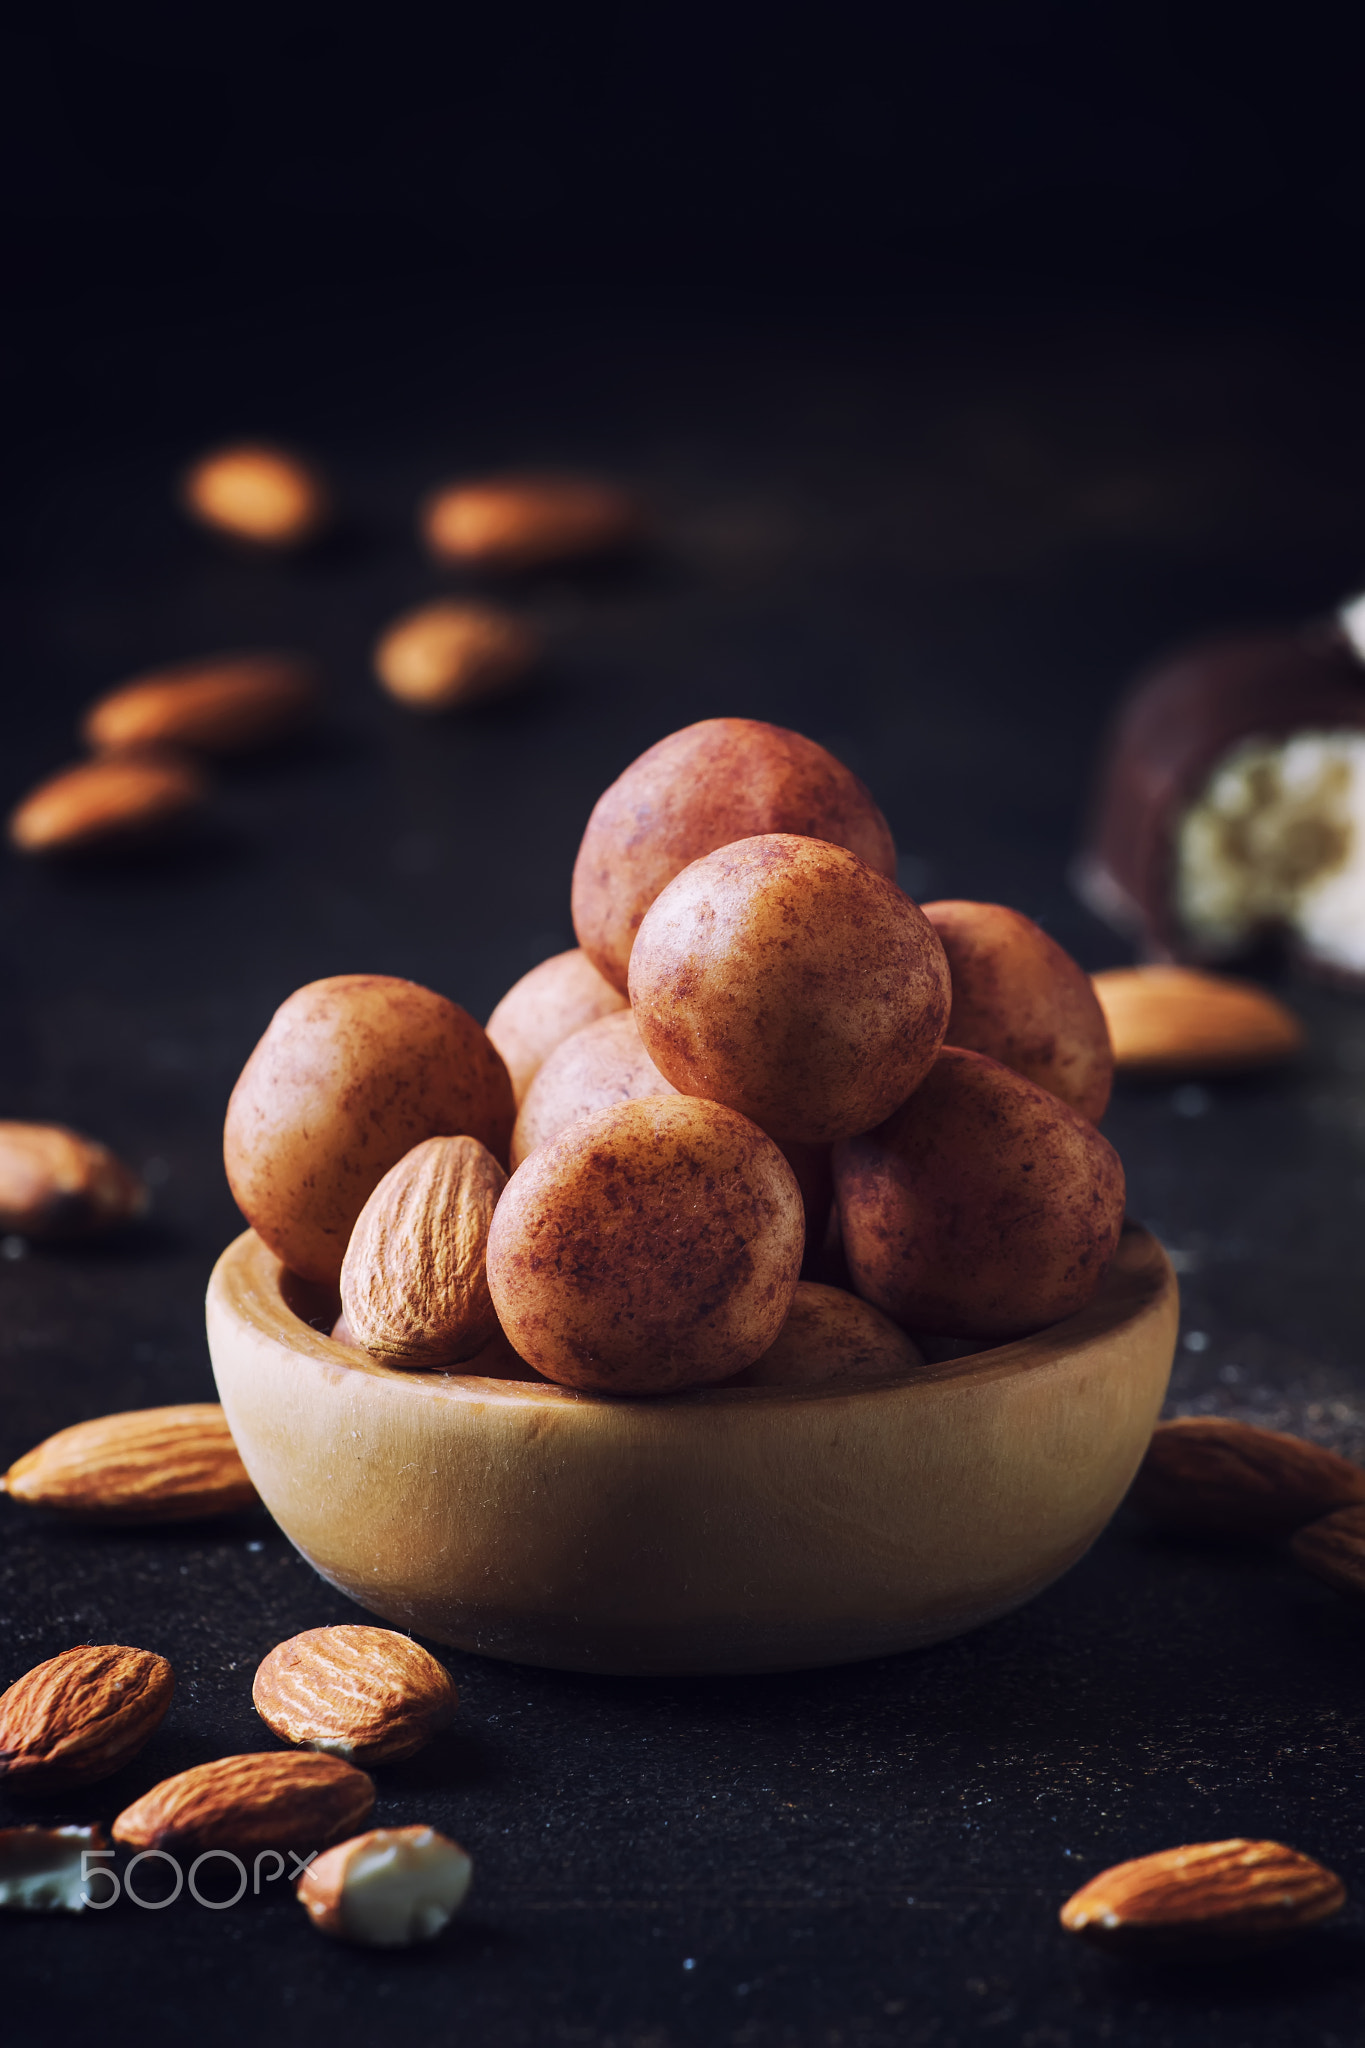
[0,1826,104,1913]
[338,1829,472,1946]
[1175,731,1365,971]
[1338,592,1365,660]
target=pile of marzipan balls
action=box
[224,718,1124,1396]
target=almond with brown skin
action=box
[0,1646,174,1791]
[182,444,329,546]
[2,1405,257,1522]
[1291,1503,1365,1600]
[1061,1839,1346,1950]
[1092,966,1304,1073]
[0,1123,147,1239]
[113,1752,374,1856]
[83,654,318,757]
[339,1135,507,1368]
[421,475,642,571]
[254,1626,458,1765]
[8,753,207,856]
[1128,1417,1365,1538]
[373,601,540,712]
[298,1825,472,1946]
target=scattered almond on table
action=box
[2,1404,256,1522]
[113,1751,374,1856]
[297,1825,472,1947]
[421,475,643,571]
[181,443,329,547]
[0,1645,174,1791]
[253,1626,458,1765]
[82,653,318,757]
[0,1123,146,1239]
[7,753,207,858]
[0,1825,107,1913]
[1092,965,1304,1074]
[1061,1838,1346,1950]
[1127,1416,1365,1539]
[1290,1503,1365,1600]
[374,600,539,712]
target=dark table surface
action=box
[5,294,1365,2047]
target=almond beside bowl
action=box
[206,1222,1176,1676]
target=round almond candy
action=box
[924,900,1114,1123]
[511,1008,676,1167]
[224,974,514,1285]
[571,717,898,992]
[630,834,951,1145]
[834,1047,1126,1339]
[486,947,628,1104]
[728,1282,924,1388]
[254,1626,458,1765]
[486,1095,804,1394]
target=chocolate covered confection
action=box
[1076,626,1365,973]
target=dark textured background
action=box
[7,9,1365,2042]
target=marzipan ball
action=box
[728,1282,924,1388]
[224,975,515,1285]
[924,900,1114,1122]
[486,1096,804,1394]
[630,834,951,1144]
[511,1009,676,1168]
[571,718,898,992]
[834,1046,1126,1339]
[182,444,328,546]
[485,948,627,1104]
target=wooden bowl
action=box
[206,1222,1176,1676]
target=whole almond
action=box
[0,1825,108,1913]
[298,1825,472,1946]
[339,1135,507,1368]
[1061,1839,1345,1949]
[1092,966,1303,1073]
[254,1626,458,1765]
[83,654,317,757]
[2,1404,257,1522]
[113,1752,373,1856]
[374,601,539,713]
[0,1123,147,1239]
[1128,1417,1365,1538]
[8,753,206,856]
[421,475,642,571]
[182,444,329,546]
[1291,1503,1365,1600]
[0,1646,174,1791]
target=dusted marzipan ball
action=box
[571,718,897,992]
[511,1009,676,1167]
[224,975,514,1285]
[486,1095,804,1394]
[727,1282,924,1388]
[630,834,950,1145]
[834,1046,1125,1339]
[924,900,1114,1123]
[486,949,629,1106]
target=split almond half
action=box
[0,1123,146,1239]
[0,1825,108,1913]
[1061,1838,1345,1949]
[1092,965,1303,1074]
[83,653,317,758]
[1291,1502,1365,1600]
[2,1404,257,1522]
[1128,1417,1365,1539]
[113,1751,374,1855]
[297,1824,472,1946]
[0,1645,174,1791]
[253,1626,458,1765]
[339,1135,506,1368]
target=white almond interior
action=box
[0,1826,103,1913]
[339,1828,472,1946]
[1175,730,1365,972]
